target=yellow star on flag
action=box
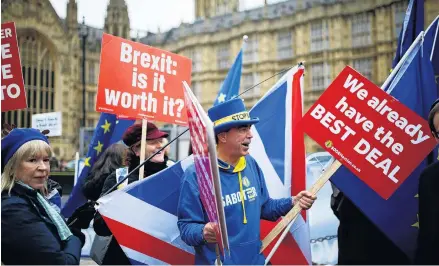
[101,120,111,134]
[94,141,103,155]
[411,214,419,228]
[84,157,91,167]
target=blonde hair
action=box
[1,140,52,194]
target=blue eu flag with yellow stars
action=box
[61,113,134,217]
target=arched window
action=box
[2,30,56,128]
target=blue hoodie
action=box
[177,155,292,265]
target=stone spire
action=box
[104,0,130,39]
[66,0,77,32]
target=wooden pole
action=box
[215,244,222,265]
[260,160,342,253]
[138,118,148,180]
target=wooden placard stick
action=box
[138,118,148,180]
[260,160,342,253]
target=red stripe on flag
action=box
[261,220,308,265]
[291,68,306,220]
[102,215,195,264]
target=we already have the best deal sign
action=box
[302,66,437,199]
[96,33,192,125]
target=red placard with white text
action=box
[302,66,437,199]
[96,33,191,126]
[1,22,27,112]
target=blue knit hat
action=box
[1,128,49,172]
[208,98,259,134]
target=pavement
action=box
[80,258,97,265]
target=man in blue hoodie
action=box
[177,98,316,264]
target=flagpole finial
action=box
[243,35,248,42]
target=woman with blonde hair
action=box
[1,128,83,265]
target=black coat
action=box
[415,161,439,265]
[1,184,82,265]
[333,193,410,265]
[93,160,168,265]
[83,171,112,201]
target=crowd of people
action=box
[1,97,438,265]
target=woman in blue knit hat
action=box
[1,128,83,265]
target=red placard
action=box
[302,66,437,199]
[96,33,191,126]
[1,22,27,112]
[183,81,229,256]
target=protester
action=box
[1,128,84,265]
[177,98,316,264]
[92,122,169,265]
[82,143,127,201]
[415,98,439,265]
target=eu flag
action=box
[213,49,243,106]
[61,113,134,217]
[331,33,438,260]
[392,0,424,68]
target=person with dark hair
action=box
[92,122,169,265]
[177,98,316,264]
[82,143,127,201]
[415,98,439,265]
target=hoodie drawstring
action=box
[233,157,247,224]
[238,171,248,224]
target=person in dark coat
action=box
[415,99,439,265]
[82,143,127,201]
[1,128,84,265]
[93,122,170,265]
[331,193,410,264]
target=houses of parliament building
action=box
[1,0,438,158]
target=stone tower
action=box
[66,0,77,32]
[195,0,239,19]
[104,0,130,39]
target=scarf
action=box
[16,181,72,241]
